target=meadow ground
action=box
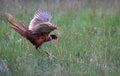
[0,0,120,76]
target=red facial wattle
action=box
[50,34,58,40]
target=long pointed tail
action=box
[5,13,28,36]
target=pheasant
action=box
[5,10,58,49]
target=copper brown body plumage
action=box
[5,10,58,49]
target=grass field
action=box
[0,1,120,76]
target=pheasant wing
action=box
[32,23,57,35]
[29,10,58,35]
[29,10,52,30]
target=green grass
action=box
[0,3,120,76]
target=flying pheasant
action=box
[5,11,58,49]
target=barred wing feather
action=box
[29,10,52,30]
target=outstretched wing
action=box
[29,10,52,30]
[31,23,58,35]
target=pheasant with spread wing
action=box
[5,11,58,49]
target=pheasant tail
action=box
[5,13,28,37]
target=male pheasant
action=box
[5,11,58,49]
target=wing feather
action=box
[29,10,52,30]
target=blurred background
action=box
[0,0,120,16]
[0,0,120,76]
